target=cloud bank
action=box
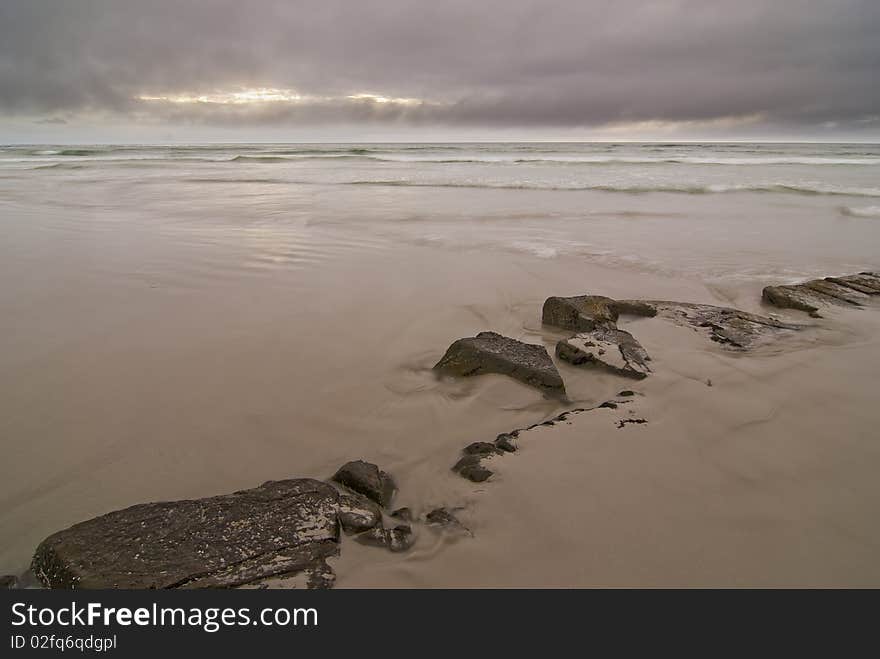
[1,0,878,140]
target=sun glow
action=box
[137,88,424,107]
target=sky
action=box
[1,0,879,143]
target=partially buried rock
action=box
[463,441,504,457]
[425,508,471,535]
[434,331,566,398]
[355,525,415,553]
[452,454,493,482]
[1,575,19,589]
[32,479,341,589]
[331,460,397,508]
[556,326,651,379]
[494,432,518,452]
[337,492,382,535]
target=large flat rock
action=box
[32,479,341,589]
[434,331,566,398]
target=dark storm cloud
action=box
[1,0,878,132]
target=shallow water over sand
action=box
[1,143,879,584]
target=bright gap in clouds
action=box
[137,88,425,106]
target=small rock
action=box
[434,331,566,398]
[387,525,415,552]
[1,575,19,589]
[337,492,382,534]
[494,433,518,452]
[556,326,651,379]
[332,460,397,508]
[452,454,493,482]
[355,525,415,553]
[618,390,635,397]
[463,441,504,456]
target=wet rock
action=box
[32,479,341,589]
[542,295,621,331]
[355,525,415,553]
[434,331,566,398]
[452,454,493,482]
[331,460,397,508]
[390,507,413,522]
[1,574,19,589]
[494,432,518,452]
[556,326,651,379]
[337,492,382,535]
[387,525,415,552]
[463,441,504,456]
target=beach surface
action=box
[1,143,879,586]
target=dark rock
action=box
[599,401,618,409]
[331,460,397,508]
[494,432,518,452]
[434,331,566,398]
[355,525,415,553]
[617,418,647,429]
[463,441,504,457]
[556,326,651,379]
[32,479,340,589]
[618,390,636,397]
[542,295,621,331]
[1,574,19,589]
[387,525,415,552]
[452,454,493,482]
[390,507,413,522]
[337,492,382,535]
